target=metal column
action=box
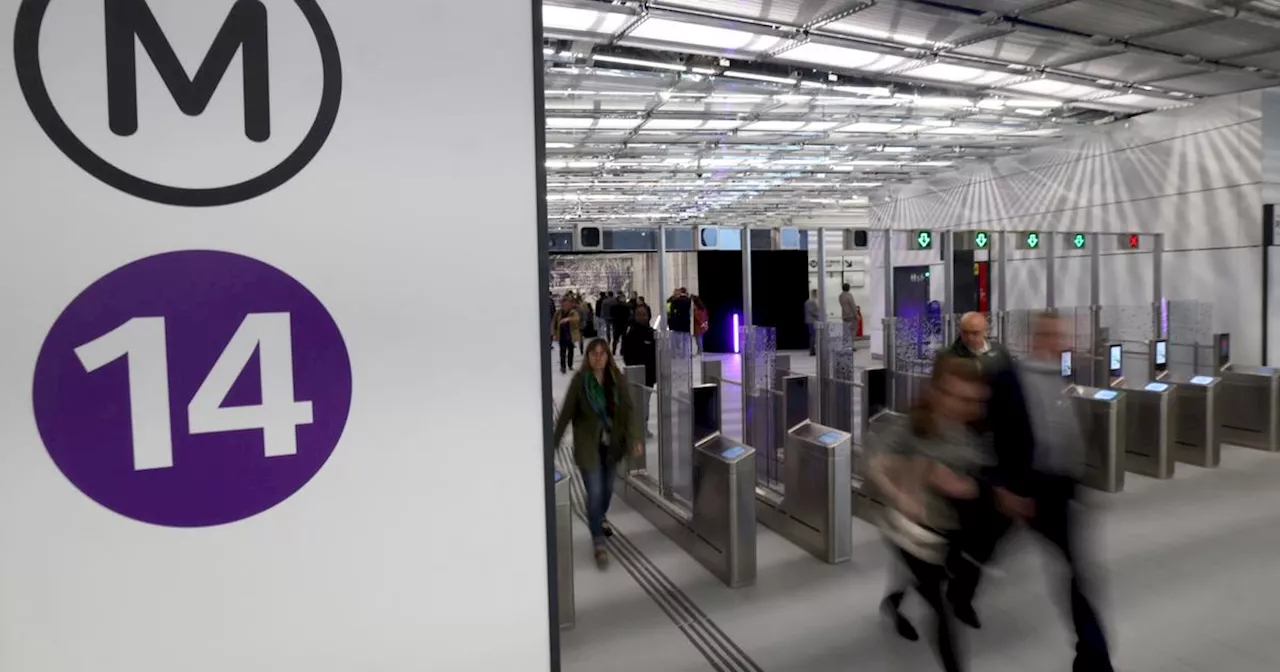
[1090,230,1102,385]
[742,225,754,440]
[1045,232,1057,310]
[1153,233,1165,338]
[657,224,668,332]
[997,230,1009,340]
[883,231,896,403]
[942,230,955,343]
[816,227,828,407]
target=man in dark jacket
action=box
[620,305,656,437]
[940,312,1035,628]
[667,288,692,333]
[610,292,632,355]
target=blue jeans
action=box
[581,459,617,545]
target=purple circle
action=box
[32,250,352,527]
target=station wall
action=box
[870,90,1264,363]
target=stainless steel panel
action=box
[1119,381,1175,479]
[1168,375,1222,468]
[754,422,852,564]
[617,434,757,588]
[554,470,574,630]
[1219,368,1280,452]
[1072,387,1125,493]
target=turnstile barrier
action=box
[754,422,852,564]
[554,469,574,630]
[1167,374,1222,467]
[1118,379,1175,479]
[1072,386,1126,492]
[1218,365,1280,452]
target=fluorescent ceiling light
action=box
[627,18,787,52]
[546,117,594,129]
[1015,108,1050,117]
[837,121,905,133]
[846,160,896,166]
[827,24,936,47]
[724,70,797,85]
[546,142,577,149]
[977,98,1005,110]
[567,161,602,168]
[542,6,633,35]
[799,81,829,90]
[916,161,954,167]
[921,126,997,135]
[815,96,900,106]
[774,94,813,104]
[903,96,974,108]
[833,85,892,97]
[593,54,687,72]
[689,66,720,75]
[1003,79,1110,99]
[1010,129,1061,137]
[777,43,908,72]
[890,124,928,134]
[907,63,1011,86]
[742,120,841,132]
[881,146,915,153]
[705,94,769,102]
[1006,98,1061,108]
[644,118,744,130]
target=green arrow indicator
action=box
[1073,233,1087,249]
[916,231,932,248]
[1026,232,1040,249]
[974,232,989,248]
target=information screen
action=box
[721,446,747,459]
[1094,390,1119,401]
[1190,376,1215,385]
[1154,340,1167,367]
[1259,367,1277,376]
[817,431,843,446]
[1060,351,1073,378]
[1109,344,1123,374]
[1144,382,1169,393]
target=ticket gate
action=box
[1116,379,1175,479]
[1217,365,1280,452]
[554,469,574,630]
[1072,386,1126,492]
[852,410,899,524]
[1163,374,1223,467]
[755,422,852,564]
[619,378,758,588]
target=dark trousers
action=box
[559,339,575,371]
[898,548,964,672]
[611,322,627,353]
[948,475,1113,672]
[806,323,816,355]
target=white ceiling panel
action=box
[542,5,631,35]
[901,62,1016,86]
[775,42,909,72]
[627,18,789,53]
[1000,78,1114,99]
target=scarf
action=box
[583,372,616,434]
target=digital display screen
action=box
[1094,390,1119,401]
[817,431,843,446]
[1154,340,1167,367]
[554,470,565,482]
[721,446,747,459]
[1144,382,1169,393]
[1060,351,1073,378]
[1109,345,1123,373]
[1219,334,1230,361]
[1190,376,1214,385]
[1259,367,1277,376]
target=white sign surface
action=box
[1,1,549,670]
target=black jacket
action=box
[668,296,692,333]
[610,300,632,325]
[620,323,657,387]
[947,338,1035,495]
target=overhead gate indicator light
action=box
[974,231,990,248]
[1072,233,1087,249]
[915,230,933,249]
[1025,232,1040,249]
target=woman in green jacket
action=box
[553,338,644,568]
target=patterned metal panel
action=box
[1030,0,1210,38]
[549,255,635,299]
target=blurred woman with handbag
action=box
[866,353,991,672]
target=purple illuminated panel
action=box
[732,313,741,353]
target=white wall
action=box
[0,2,549,671]
[870,91,1263,363]
[805,225,873,323]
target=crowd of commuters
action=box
[553,288,1108,671]
[868,311,1113,672]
